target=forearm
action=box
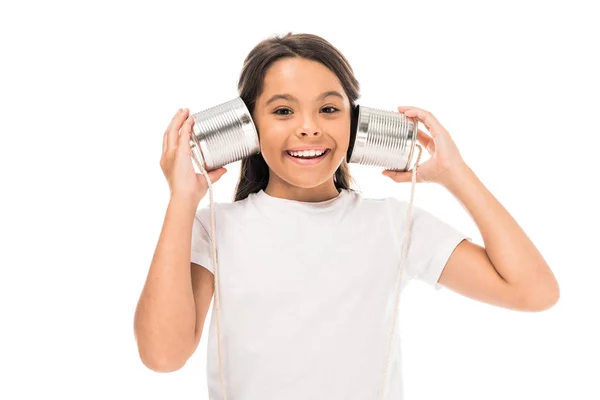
[134,195,199,370]
[442,165,559,299]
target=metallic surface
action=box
[190,97,260,171]
[348,105,418,172]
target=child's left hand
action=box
[382,106,468,186]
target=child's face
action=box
[253,57,351,189]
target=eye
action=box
[274,108,292,116]
[321,106,339,114]
[273,107,339,116]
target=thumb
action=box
[382,170,414,183]
[178,113,195,149]
[200,167,228,184]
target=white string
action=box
[377,143,424,400]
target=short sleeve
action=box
[190,206,215,274]
[387,197,471,291]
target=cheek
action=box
[328,119,351,149]
[258,126,287,162]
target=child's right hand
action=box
[160,108,228,204]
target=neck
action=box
[264,177,341,203]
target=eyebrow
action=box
[265,90,344,106]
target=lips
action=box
[286,147,329,152]
[285,149,331,166]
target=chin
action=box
[285,163,344,188]
[282,175,330,189]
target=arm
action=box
[388,106,559,312]
[134,195,208,372]
[438,164,560,312]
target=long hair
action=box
[233,33,361,202]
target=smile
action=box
[284,149,331,166]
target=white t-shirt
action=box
[191,188,470,400]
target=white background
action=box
[1,0,598,399]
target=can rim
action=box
[348,104,370,164]
[233,97,260,154]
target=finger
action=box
[164,109,182,140]
[398,106,444,138]
[416,129,434,154]
[398,106,438,131]
[178,113,195,152]
[163,108,181,155]
[167,108,189,152]
[164,108,182,132]
[397,105,417,111]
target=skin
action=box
[252,57,352,203]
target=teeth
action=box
[289,149,326,157]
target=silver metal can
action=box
[347,104,418,172]
[189,97,260,172]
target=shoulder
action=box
[349,189,405,205]
[339,191,419,227]
[194,194,253,225]
[351,191,413,216]
[359,194,452,233]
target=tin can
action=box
[347,104,418,172]
[189,97,260,172]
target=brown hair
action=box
[233,33,361,202]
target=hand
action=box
[160,108,227,204]
[382,106,468,186]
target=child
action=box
[134,33,559,400]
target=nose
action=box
[297,112,321,136]
[301,131,319,136]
